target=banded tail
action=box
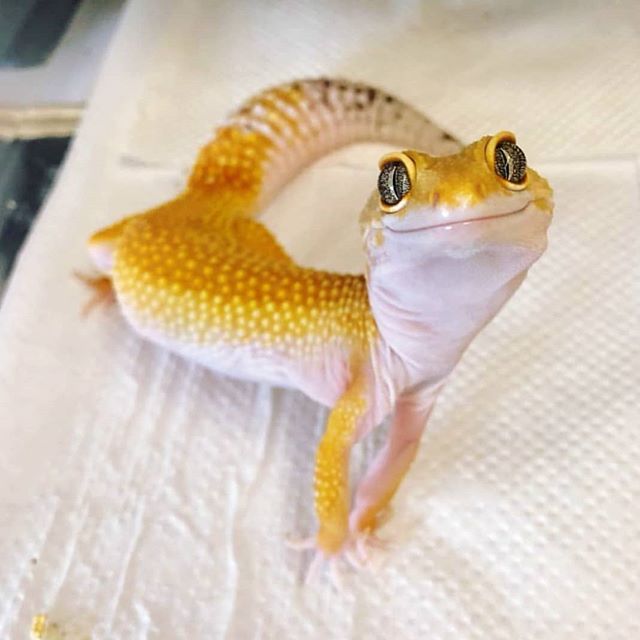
[188,78,462,212]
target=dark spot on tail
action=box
[442,132,457,142]
[319,78,332,107]
[385,95,394,103]
[367,88,376,103]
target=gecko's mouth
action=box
[384,200,534,235]
[422,201,533,231]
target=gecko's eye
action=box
[494,140,527,184]
[378,161,410,206]
[377,152,415,213]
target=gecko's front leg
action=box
[348,385,441,562]
[313,371,369,556]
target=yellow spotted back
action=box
[113,194,376,356]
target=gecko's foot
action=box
[286,528,390,587]
[286,535,353,590]
[346,529,390,571]
[345,504,394,570]
[74,271,115,316]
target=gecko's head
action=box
[361,132,552,275]
[361,132,553,258]
[360,133,553,357]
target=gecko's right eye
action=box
[377,152,415,213]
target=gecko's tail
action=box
[187,78,463,215]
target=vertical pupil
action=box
[378,161,410,206]
[494,141,527,184]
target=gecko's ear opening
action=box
[377,152,416,214]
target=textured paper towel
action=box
[120,0,640,169]
[0,1,639,639]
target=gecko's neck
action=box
[366,243,541,386]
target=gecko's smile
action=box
[381,200,535,235]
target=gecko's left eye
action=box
[494,140,527,184]
[377,152,415,213]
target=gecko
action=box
[83,78,553,572]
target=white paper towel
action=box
[0,1,639,638]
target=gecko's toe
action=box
[285,534,317,551]
[74,271,115,317]
[305,551,348,592]
[328,555,348,592]
[305,550,325,585]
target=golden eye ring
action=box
[377,152,416,213]
[485,132,529,191]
